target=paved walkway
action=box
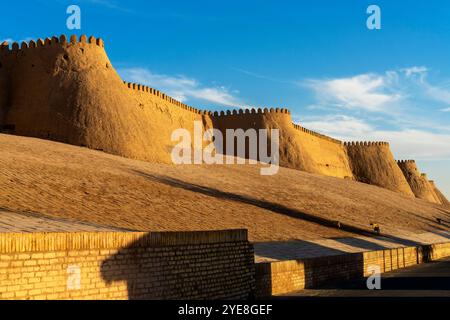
[254,231,450,262]
[1,208,448,261]
[0,210,129,233]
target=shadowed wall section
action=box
[429,180,450,206]
[0,42,11,128]
[0,35,205,163]
[0,230,255,300]
[345,142,414,197]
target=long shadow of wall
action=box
[100,230,255,300]
[133,171,431,250]
[254,240,347,261]
[133,171,378,238]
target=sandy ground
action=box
[0,134,449,242]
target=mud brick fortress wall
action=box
[0,35,447,204]
[255,242,450,297]
[0,230,255,300]
[397,160,448,205]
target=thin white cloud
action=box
[303,73,402,112]
[401,66,428,77]
[393,66,450,108]
[302,66,450,114]
[441,107,450,112]
[300,115,373,137]
[232,67,292,84]
[424,84,450,106]
[86,0,130,12]
[118,67,243,106]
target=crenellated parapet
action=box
[0,35,105,56]
[210,107,290,117]
[397,159,416,164]
[122,81,207,115]
[396,160,419,172]
[293,123,342,145]
[122,81,293,118]
[344,141,389,147]
[428,180,449,205]
[122,80,294,118]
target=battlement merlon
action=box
[397,159,416,164]
[292,123,342,145]
[123,81,207,115]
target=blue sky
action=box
[2,0,450,197]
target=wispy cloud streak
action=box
[118,67,244,107]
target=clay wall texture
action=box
[397,160,442,204]
[428,180,449,205]
[344,142,414,197]
[0,35,447,203]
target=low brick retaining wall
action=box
[2,230,449,300]
[255,242,450,297]
[0,230,255,300]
